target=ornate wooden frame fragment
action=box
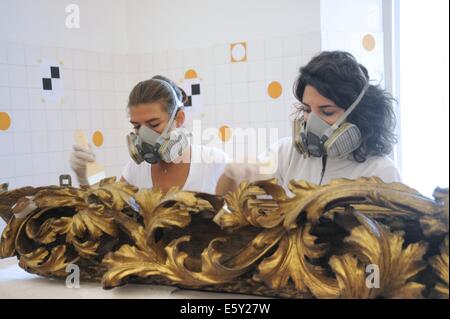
[0,177,448,299]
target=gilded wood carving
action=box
[0,177,448,299]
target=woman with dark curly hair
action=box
[216,51,400,195]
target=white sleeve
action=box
[367,157,402,183]
[197,147,231,193]
[221,150,232,164]
[211,147,231,173]
[257,138,287,183]
[215,150,231,183]
[376,164,402,183]
[121,160,133,184]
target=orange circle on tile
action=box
[362,34,376,52]
[268,81,283,99]
[185,69,198,79]
[219,125,232,142]
[0,112,11,131]
[92,131,104,147]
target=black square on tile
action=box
[184,96,192,107]
[191,84,200,95]
[42,78,52,90]
[50,66,60,79]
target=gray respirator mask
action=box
[293,80,370,159]
[126,80,191,164]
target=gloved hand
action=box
[69,144,96,186]
[216,151,278,196]
[223,147,278,183]
[223,163,261,185]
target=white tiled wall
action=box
[320,0,385,85]
[0,0,385,192]
[127,31,321,161]
[0,41,131,189]
[321,30,385,86]
[0,31,322,189]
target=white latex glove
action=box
[223,152,278,184]
[69,144,96,186]
[216,152,278,196]
[223,163,262,184]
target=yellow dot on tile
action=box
[184,69,198,79]
[219,125,232,142]
[268,81,283,99]
[92,131,104,147]
[362,34,376,52]
[0,112,11,131]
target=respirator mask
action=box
[293,80,370,159]
[126,79,191,164]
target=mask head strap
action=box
[150,78,184,139]
[324,69,370,138]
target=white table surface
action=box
[0,257,268,299]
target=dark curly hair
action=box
[294,51,398,162]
